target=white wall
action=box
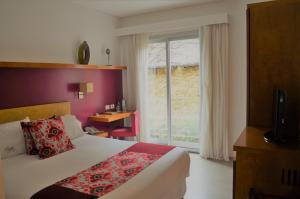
[0,0,271,156]
[0,0,119,65]
[119,0,270,156]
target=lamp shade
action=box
[79,82,93,93]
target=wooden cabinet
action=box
[234,127,300,198]
[248,0,300,138]
[238,1,300,197]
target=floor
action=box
[184,153,233,199]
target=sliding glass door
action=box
[147,31,200,150]
[147,41,168,144]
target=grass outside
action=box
[148,65,200,144]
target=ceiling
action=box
[72,0,222,17]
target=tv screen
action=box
[264,88,287,143]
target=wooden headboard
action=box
[0,102,71,124]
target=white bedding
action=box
[3,135,190,199]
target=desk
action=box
[88,131,109,138]
[89,112,132,123]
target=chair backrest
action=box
[131,111,140,136]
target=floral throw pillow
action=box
[21,122,39,155]
[22,118,74,159]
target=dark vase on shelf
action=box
[78,41,90,65]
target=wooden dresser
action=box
[236,1,300,197]
[234,127,300,198]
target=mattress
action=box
[2,135,190,199]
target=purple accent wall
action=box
[0,68,123,126]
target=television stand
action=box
[233,127,300,199]
[264,131,277,143]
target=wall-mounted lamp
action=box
[78,82,93,99]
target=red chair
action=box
[110,111,140,139]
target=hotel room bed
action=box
[3,134,190,199]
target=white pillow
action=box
[0,117,30,159]
[61,114,84,140]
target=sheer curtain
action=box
[199,23,229,161]
[120,34,149,142]
[0,158,4,199]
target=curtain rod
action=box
[116,13,228,36]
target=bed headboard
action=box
[0,102,71,124]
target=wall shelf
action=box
[0,61,127,70]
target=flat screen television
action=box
[264,88,287,143]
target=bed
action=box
[0,102,190,199]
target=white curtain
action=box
[199,23,229,161]
[0,158,4,199]
[120,34,149,142]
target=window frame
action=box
[148,30,200,151]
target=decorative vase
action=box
[78,41,90,64]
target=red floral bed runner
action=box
[31,142,175,199]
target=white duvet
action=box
[3,135,190,199]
